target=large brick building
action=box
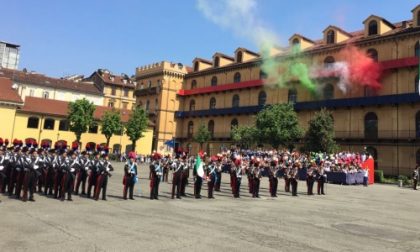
[136,5,420,176]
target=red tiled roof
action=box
[0,77,23,104]
[95,71,136,88]
[0,68,102,95]
[20,96,153,126]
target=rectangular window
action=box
[27,117,39,129]
[88,123,98,134]
[43,118,55,130]
[111,87,116,96]
[59,120,69,131]
[43,91,49,99]
[29,89,35,97]
[108,101,114,108]
[123,88,129,97]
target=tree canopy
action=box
[255,103,303,149]
[231,125,258,149]
[194,123,211,150]
[101,110,122,147]
[68,98,95,144]
[304,108,337,153]
[125,107,149,152]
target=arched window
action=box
[191,80,197,89]
[323,84,334,100]
[258,91,267,106]
[211,76,218,86]
[326,30,335,44]
[146,100,150,111]
[44,118,55,130]
[194,62,199,72]
[418,11,420,26]
[208,120,215,138]
[415,74,419,94]
[415,42,420,57]
[233,72,241,83]
[416,111,420,138]
[324,56,335,68]
[368,20,378,36]
[288,88,297,103]
[27,117,39,129]
[364,112,378,139]
[189,100,196,111]
[231,119,238,130]
[214,57,220,67]
[259,70,267,80]
[232,94,240,108]
[187,121,194,138]
[292,38,300,45]
[209,97,216,109]
[367,48,378,62]
[236,51,243,63]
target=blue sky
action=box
[1,0,419,78]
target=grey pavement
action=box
[0,162,419,252]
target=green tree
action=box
[304,108,337,153]
[231,125,258,149]
[125,107,149,152]
[256,103,303,149]
[68,98,95,145]
[101,110,122,147]
[194,123,211,150]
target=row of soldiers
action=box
[136,151,327,200]
[0,141,113,202]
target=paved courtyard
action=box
[0,162,419,252]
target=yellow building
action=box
[0,77,153,155]
[164,5,420,176]
[135,61,189,153]
[0,67,103,105]
[85,69,137,110]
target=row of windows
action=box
[190,71,267,90]
[27,117,103,134]
[138,98,159,111]
[110,87,132,97]
[185,111,420,140]
[188,91,267,111]
[325,20,379,45]
[195,52,245,72]
[187,119,238,138]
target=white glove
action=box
[0,165,4,171]
[34,165,39,170]
[70,168,75,172]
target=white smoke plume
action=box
[196,0,279,47]
[315,62,351,93]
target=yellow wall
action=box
[0,105,17,140]
[10,112,153,155]
[103,86,136,110]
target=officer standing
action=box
[150,160,162,200]
[413,166,419,190]
[123,152,138,200]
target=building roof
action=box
[20,96,153,126]
[193,58,213,65]
[0,77,23,104]
[90,70,136,89]
[0,40,20,48]
[213,52,235,61]
[323,25,353,37]
[235,47,260,57]
[0,68,102,96]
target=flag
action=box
[195,154,205,178]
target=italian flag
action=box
[195,154,205,178]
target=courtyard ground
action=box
[0,162,419,252]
